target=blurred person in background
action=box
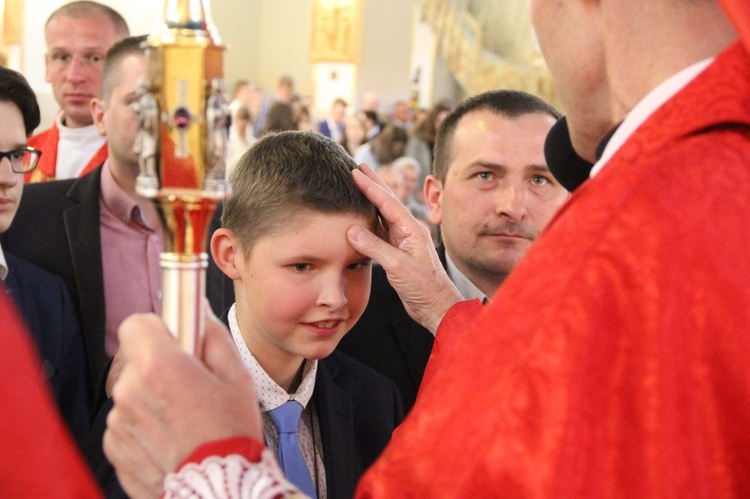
[354,123,407,170]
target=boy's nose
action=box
[316,273,348,310]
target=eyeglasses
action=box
[46,51,105,72]
[0,147,42,173]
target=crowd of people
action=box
[2,0,750,497]
[225,74,454,239]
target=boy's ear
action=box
[211,228,242,280]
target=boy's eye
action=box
[476,171,494,181]
[347,260,372,271]
[291,263,311,272]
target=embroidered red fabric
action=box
[356,42,750,498]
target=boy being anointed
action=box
[211,130,404,499]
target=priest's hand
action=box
[348,163,463,335]
[103,310,262,498]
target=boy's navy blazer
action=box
[87,310,404,499]
[1,165,233,395]
[3,251,90,450]
[217,309,404,499]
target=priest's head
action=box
[528,0,737,163]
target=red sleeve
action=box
[0,291,101,498]
[435,299,483,339]
[416,299,483,395]
[177,436,266,469]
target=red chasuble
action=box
[0,291,100,497]
[720,0,750,51]
[26,121,108,183]
[356,42,750,497]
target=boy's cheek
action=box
[347,279,372,327]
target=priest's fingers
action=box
[348,223,461,334]
[201,309,263,441]
[104,402,164,499]
[350,165,463,334]
[109,312,261,478]
[353,164,426,246]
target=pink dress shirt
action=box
[99,161,163,356]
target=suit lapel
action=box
[63,166,107,381]
[314,358,357,499]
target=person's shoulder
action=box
[5,252,69,300]
[321,350,397,389]
[320,351,405,423]
[18,178,79,217]
[24,176,77,195]
[353,142,372,159]
[28,126,55,144]
[24,165,101,199]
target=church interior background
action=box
[0,0,558,130]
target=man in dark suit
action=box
[2,37,232,397]
[316,98,347,143]
[0,67,90,450]
[338,90,570,412]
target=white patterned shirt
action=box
[227,304,327,498]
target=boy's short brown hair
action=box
[223,130,378,257]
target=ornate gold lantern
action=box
[133,0,228,356]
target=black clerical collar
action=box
[594,123,621,161]
[544,116,620,192]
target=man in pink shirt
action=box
[3,36,231,398]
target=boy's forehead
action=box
[282,209,375,232]
[250,208,372,246]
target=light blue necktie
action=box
[267,400,317,498]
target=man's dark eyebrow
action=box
[529,164,552,173]
[467,161,507,171]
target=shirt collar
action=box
[55,110,100,138]
[227,304,318,412]
[445,250,488,303]
[591,57,714,177]
[0,243,8,281]
[100,160,160,230]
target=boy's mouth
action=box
[302,319,346,336]
[310,320,340,329]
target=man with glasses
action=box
[0,66,89,451]
[28,1,129,182]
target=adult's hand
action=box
[103,310,262,498]
[348,163,463,334]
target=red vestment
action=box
[0,290,100,497]
[27,121,108,183]
[720,0,750,51]
[356,41,750,497]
